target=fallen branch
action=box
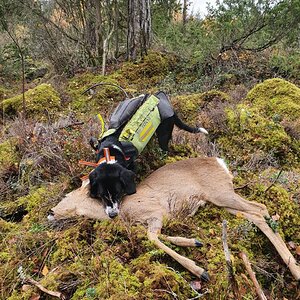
[239,252,267,300]
[25,277,65,299]
[222,220,241,300]
[18,266,64,299]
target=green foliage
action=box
[209,0,300,52]
[269,49,300,79]
[2,83,61,118]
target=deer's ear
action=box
[120,169,136,195]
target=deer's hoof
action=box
[195,239,203,247]
[200,271,210,282]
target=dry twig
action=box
[222,220,241,300]
[18,266,65,299]
[239,252,267,300]
[264,169,283,193]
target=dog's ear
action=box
[89,137,99,151]
[89,170,103,198]
[120,169,136,195]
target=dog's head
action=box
[89,163,136,218]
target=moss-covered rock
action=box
[2,84,61,118]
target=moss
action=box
[1,84,61,118]
[67,73,129,113]
[66,52,176,114]
[225,105,291,153]
[249,185,300,241]
[173,90,230,123]
[172,93,203,122]
[0,138,19,172]
[246,78,300,121]
[119,51,175,88]
[0,183,63,223]
[219,79,300,167]
[20,184,62,214]
[0,86,11,101]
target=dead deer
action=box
[48,157,300,282]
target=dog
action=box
[88,91,208,218]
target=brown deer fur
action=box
[49,157,300,281]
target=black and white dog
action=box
[89,91,208,218]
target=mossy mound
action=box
[246,78,300,121]
[172,90,231,124]
[119,52,176,89]
[1,84,61,119]
[218,79,300,168]
[67,74,127,114]
[67,52,177,114]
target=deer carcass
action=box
[48,157,300,281]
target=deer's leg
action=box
[226,200,300,281]
[160,235,203,247]
[147,218,209,281]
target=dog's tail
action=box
[174,113,208,134]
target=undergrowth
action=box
[0,52,299,299]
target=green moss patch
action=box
[218,79,300,168]
[246,78,300,121]
[2,84,61,118]
[172,90,230,124]
[0,138,18,172]
[0,86,11,101]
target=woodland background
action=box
[0,0,300,299]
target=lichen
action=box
[1,84,61,119]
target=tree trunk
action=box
[94,0,102,63]
[182,0,189,29]
[127,0,151,61]
[114,0,119,58]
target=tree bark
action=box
[182,0,189,29]
[127,0,151,60]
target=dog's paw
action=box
[197,127,209,135]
